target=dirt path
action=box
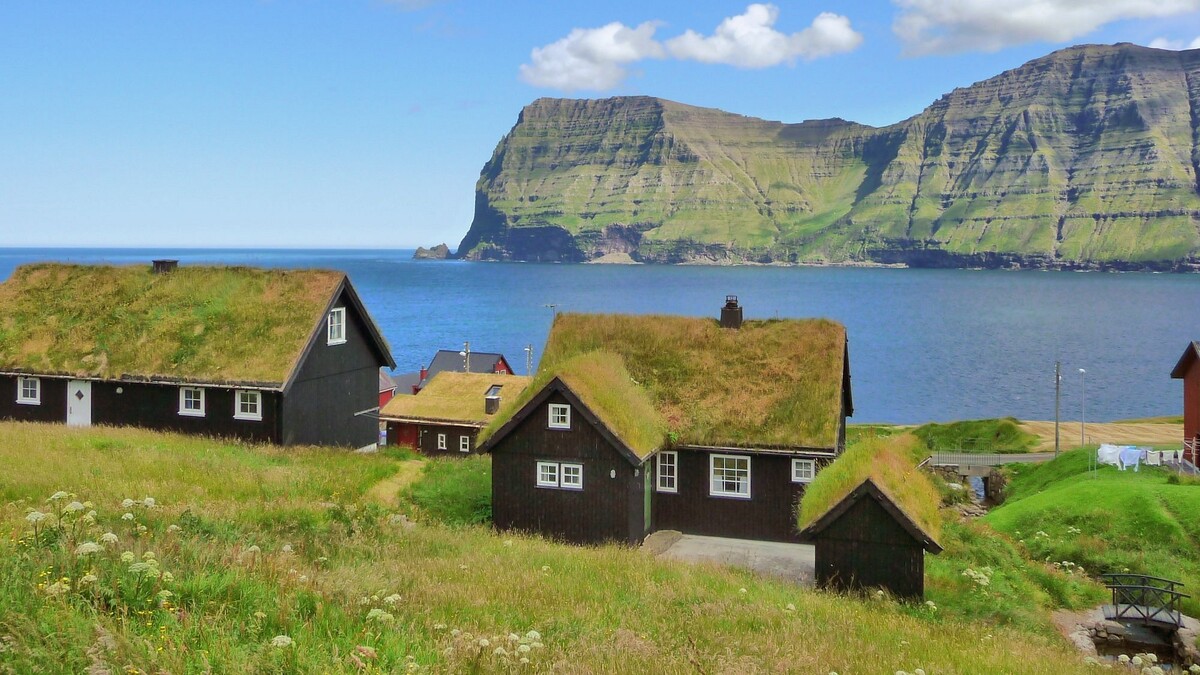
[364,459,426,507]
[1019,420,1182,452]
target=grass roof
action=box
[379,372,530,425]
[479,350,666,460]
[0,263,345,385]
[538,313,848,449]
[798,434,942,543]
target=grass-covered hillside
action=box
[0,422,1092,674]
[985,449,1200,618]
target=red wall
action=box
[1185,361,1200,448]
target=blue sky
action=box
[3,1,1199,249]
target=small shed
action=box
[1171,341,1200,463]
[799,478,942,600]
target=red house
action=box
[1171,341,1200,464]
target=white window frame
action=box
[437,433,447,450]
[656,451,678,493]
[16,376,40,405]
[560,463,583,490]
[536,461,559,488]
[178,387,205,417]
[548,403,571,430]
[327,307,346,345]
[234,390,263,421]
[791,458,816,483]
[709,454,751,499]
[459,435,470,453]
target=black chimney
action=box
[720,295,743,329]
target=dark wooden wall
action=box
[0,375,282,443]
[282,288,384,448]
[813,496,926,599]
[652,451,829,543]
[491,391,646,545]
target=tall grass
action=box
[912,418,1038,454]
[0,422,1093,673]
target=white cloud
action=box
[893,0,1200,55]
[1148,36,1200,50]
[518,21,665,92]
[666,5,862,68]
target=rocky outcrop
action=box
[458,44,1200,269]
[413,244,451,260]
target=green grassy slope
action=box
[985,449,1200,617]
[0,422,1090,673]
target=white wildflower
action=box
[383,593,401,605]
[48,491,69,502]
[520,658,530,665]
[121,512,134,521]
[785,603,796,612]
[161,571,174,583]
[79,573,98,587]
[518,644,531,654]
[478,638,490,648]
[142,497,157,508]
[1131,656,1143,667]
[541,565,550,572]
[525,630,540,640]
[270,635,293,648]
[245,545,261,555]
[915,669,926,675]
[494,647,508,656]
[75,542,103,557]
[450,629,461,637]
[64,501,85,513]
[25,511,47,524]
[142,551,155,561]
[156,590,173,603]
[297,575,308,583]
[433,623,447,631]
[1118,655,1130,663]
[120,551,135,563]
[281,543,293,554]
[121,498,135,509]
[43,580,70,597]
[167,524,181,533]
[365,608,394,623]
[739,587,747,594]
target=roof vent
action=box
[485,384,503,415]
[152,259,178,274]
[720,295,743,329]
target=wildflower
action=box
[1118,655,1130,663]
[43,580,70,597]
[383,593,401,605]
[75,541,103,557]
[354,645,377,660]
[100,532,118,545]
[494,647,508,656]
[785,603,796,612]
[459,564,468,570]
[167,524,181,534]
[531,642,543,649]
[520,658,530,665]
[525,630,540,641]
[503,539,513,547]
[120,551,135,563]
[254,611,267,620]
[507,633,520,642]
[1131,656,1143,667]
[79,573,98,587]
[64,501,85,513]
[270,635,293,648]
[135,524,147,534]
[142,551,155,561]
[297,575,308,583]
[478,638,490,648]
[245,545,261,555]
[161,571,174,583]
[316,556,329,565]
[739,587,747,594]
[915,670,926,675]
[281,543,293,554]
[450,629,461,637]
[142,497,157,508]
[517,644,531,654]
[82,512,96,524]
[156,590,173,603]
[25,511,47,524]
[48,491,69,502]
[433,623,447,631]
[121,512,134,521]
[541,565,550,572]
[121,499,135,509]
[365,608,394,623]
[925,601,937,612]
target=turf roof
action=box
[536,313,849,449]
[379,372,530,426]
[0,263,351,386]
[478,350,666,461]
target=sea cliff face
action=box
[457,44,1200,269]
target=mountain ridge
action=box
[457,43,1200,270]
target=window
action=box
[234,390,263,421]
[656,451,678,493]
[459,435,470,452]
[179,387,205,417]
[327,307,346,345]
[548,403,570,429]
[536,461,559,488]
[792,458,816,483]
[710,454,750,498]
[536,461,583,490]
[560,463,583,490]
[437,433,447,450]
[16,377,40,405]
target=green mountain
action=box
[457,43,1200,269]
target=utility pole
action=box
[524,344,534,375]
[460,341,470,372]
[1054,361,1061,457]
[1079,368,1087,448]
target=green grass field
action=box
[985,449,1200,617]
[0,422,1093,674]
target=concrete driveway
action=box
[644,531,815,586]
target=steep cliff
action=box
[458,44,1200,269]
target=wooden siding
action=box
[491,391,646,545]
[281,288,382,447]
[651,451,829,543]
[0,375,282,443]
[813,496,926,599]
[1184,358,1199,444]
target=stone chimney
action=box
[720,295,743,329]
[485,384,502,415]
[152,259,178,274]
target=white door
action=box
[66,380,91,427]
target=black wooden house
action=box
[799,478,942,599]
[0,262,395,447]
[479,301,852,545]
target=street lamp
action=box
[459,341,470,372]
[524,344,534,375]
[1079,368,1086,447]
